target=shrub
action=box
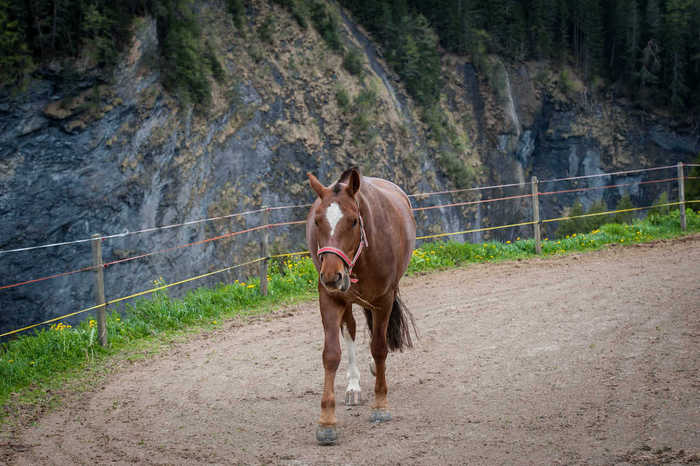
[205,41,225,82]
[309,1,342,51]
[258,16,275,43]
[613,194,635,224]
[227,0,246,29]
[335,86,350,112]
[343,48,363,75]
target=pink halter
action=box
[317,213,368,284]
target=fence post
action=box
[531,176,542,254]
[678,162,686,231]
[91,234,107,347]
[260,207,270,296]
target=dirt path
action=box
[5,237,700,465]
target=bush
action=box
[686,155,700,202]
[258,16,275,43]
[155,0,212,107]
[227,0,246,29]
[350,88,378,143]
[309,1,342,51]
[648,191,670,224]
[613,194,635,224]
[557,199,607,238]
[335,86,350,112]
[205,41,225,82]
[343,48,363,75]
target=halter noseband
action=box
[317,210,368,284]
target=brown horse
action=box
[306,167,417,445]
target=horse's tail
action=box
[363,291,417,352]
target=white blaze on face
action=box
[325,202,343,237]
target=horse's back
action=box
[363,177,413,214]
[362,176,416,275]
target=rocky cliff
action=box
[1,0,698,334]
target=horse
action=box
[305,167,417,445]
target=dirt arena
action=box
[4,235,699,465]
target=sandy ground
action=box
[2,236,700,465]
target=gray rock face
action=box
[1,11,697,336]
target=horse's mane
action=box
[333,167,359,194]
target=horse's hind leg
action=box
[369,294,394,423]
[342,306,361,406]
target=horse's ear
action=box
[346,168,361,197]
[308,173,326,198]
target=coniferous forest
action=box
[1,0,699,113]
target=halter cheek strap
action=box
[317,214,368,284]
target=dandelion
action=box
[544,237,549,241]
[247,284,255,289]
[89,320,96,328]
[516,237,520,241]
[212,320,218,325]
[506,240,511,244]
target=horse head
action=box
[307,168,367,293]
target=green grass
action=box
[408,208,699,274]
[1,208,698,413]
[0,257,318,410]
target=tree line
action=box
[0,0,225,105]
[2,0,698,114]
[341,0,700,113]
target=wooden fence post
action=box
[91,234,107,347]
[532,176,542,254]
[678,162,686,231]
[260,208,270,296]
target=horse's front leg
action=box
[316,290,344,445]
[342,306,362,406]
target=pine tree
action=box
[623,0,641,82]
[555,0,570,63]
[529,0,555,59]
[664,0,691,111]
[0,0,33,87]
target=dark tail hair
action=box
[362,291,417,352]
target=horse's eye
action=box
[314,219,319,226]
[352,218,358,227]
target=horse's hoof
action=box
[316,425,338,446]
[370,409,392,423]
[345,388,362,406]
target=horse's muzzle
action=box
[321,270,350,292]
